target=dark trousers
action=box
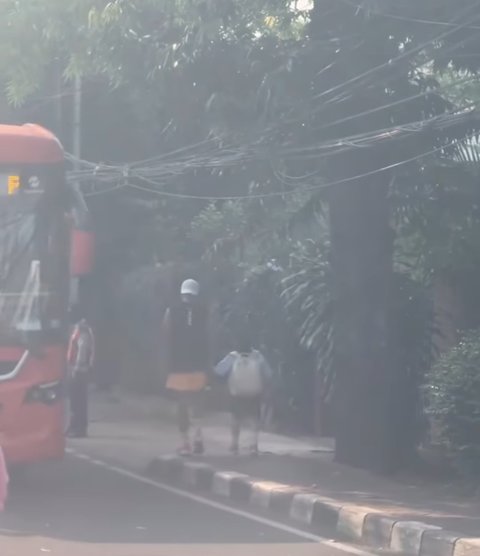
[69,373,89,435]
[175,392,204,441]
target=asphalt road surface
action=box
[0,455,376,556]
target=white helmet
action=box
[180,279,200,296]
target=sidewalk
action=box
[76,392,480,556]
[90,390,334,455]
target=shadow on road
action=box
[0,456,301,546]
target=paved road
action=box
[0,455,374,556]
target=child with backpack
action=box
[215,339,273,456]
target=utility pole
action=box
[73,75,82,171]
[70,74,83,309]
[55,61,63,139]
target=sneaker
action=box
[193,439,205,455]
[177,443,192,457]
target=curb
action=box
[146,455,480,556]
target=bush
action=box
[426,328,480,475]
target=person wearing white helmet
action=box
[162,278,211,456]
[180,279,200,298]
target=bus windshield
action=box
[0,186,69,344]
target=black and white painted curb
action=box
[146,455,480,556]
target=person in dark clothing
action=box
[162,279,211,456]
[67,318,95,438]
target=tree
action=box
[2,0,480,472]
[294,0,479,471]
[427,327,480,476]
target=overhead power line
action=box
[68,107,480,202]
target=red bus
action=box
[0,124,87,465]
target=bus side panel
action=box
[0,345,66,465]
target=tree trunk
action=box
[313,368,326,436]
[432,273,465,356]
[329,175,398,473]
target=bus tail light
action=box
[25,381,64,405]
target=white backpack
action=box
[228,351,263,398]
